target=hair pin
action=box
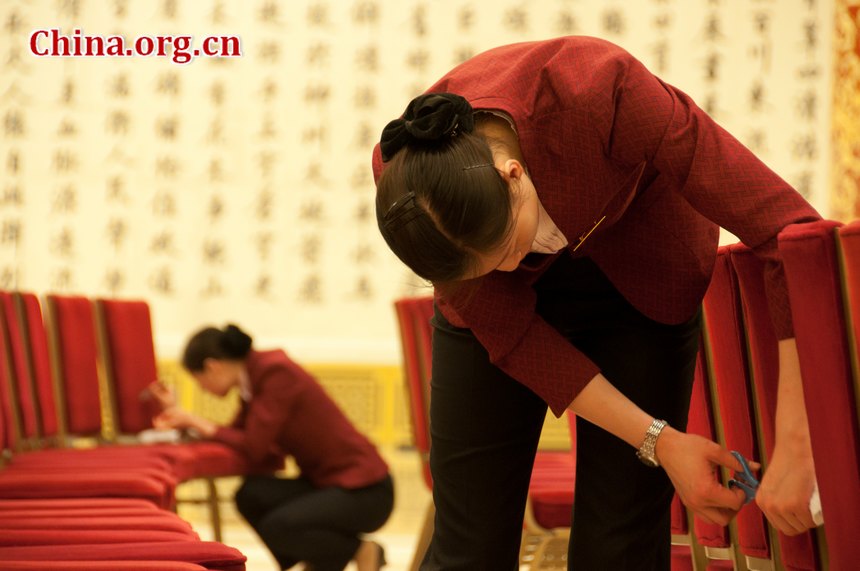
[462,162,494,171]
[383,191,423,231]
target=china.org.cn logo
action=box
[30,28,242,65]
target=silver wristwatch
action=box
[636,418,668,467]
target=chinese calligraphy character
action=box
[3,110,24,138]
[353,1,379,24]
[504,7,528,33]
[202,239,226,264]
[106,218,127,249]
[150,266,174,294]
[53,185,77,213]
[156,72,180,97]
[106,110,131,135]
[602,9,625,35]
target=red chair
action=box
[39,296,249,531]
[9,294,182,471]
[701,248,775,569]
[0,342,174,509]
[687,334,735,570]
[393,298,434,571]
[94,297,253,541]
[779,220,860,571]
[731,244,821,570]
[0,300,179,508]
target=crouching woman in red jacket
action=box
[153,324,393,571]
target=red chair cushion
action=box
[0,514,193,534]
[0,498,158,511]
[0,542,246,571]
[0,529,197,546]
[0,471,171,509]
[0,562,209,571]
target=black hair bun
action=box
[380,93,474,161]
[221,324,253,358]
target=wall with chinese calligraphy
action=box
[0,0,836,364]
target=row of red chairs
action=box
[0,293,256,569]
[395,219,860,571]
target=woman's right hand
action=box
[146,380,176,411]
[656,427,747,526]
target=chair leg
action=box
[206,477,223,543]
[410,500,434,571]
[520,497,553,567]
[529,528,570,570]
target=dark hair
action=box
[376,93,514,283]
[181,324,253,372]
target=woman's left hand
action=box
[154,407,219,438]
[756,441,817,535]
[153,407,194,430]
[757,338,818,536]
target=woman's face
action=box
[193,358,239,397]
[470,163,540,278]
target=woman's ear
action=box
[503,159,525,181]
[202,357,219,374]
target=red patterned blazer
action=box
[372,36,820,416]
[212,350,389,488]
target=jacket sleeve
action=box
[584,46,821,338]
[439,271,601,417]
[211,365,298,466]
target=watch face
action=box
[636,451,659,468]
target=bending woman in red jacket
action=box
[373,36,819,570]
[152,324,393,571]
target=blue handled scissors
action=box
[728,450,760,505]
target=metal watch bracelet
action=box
[636,418,668,467]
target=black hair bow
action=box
[379,93,474,161]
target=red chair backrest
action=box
[96,299,160,434]
[837,221,860,429]
[0,292,40,442]
[731,244,820,570]
[45,294,103,436]
[688,340,730,549]
[702,248,771,560]
[779,219,860,570]
[394,297,433,490]
[18,293,60,439]
[0,312,18,452]
[412,298,436,489]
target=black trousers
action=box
[235,473,394,571]
[423,253,701,571]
